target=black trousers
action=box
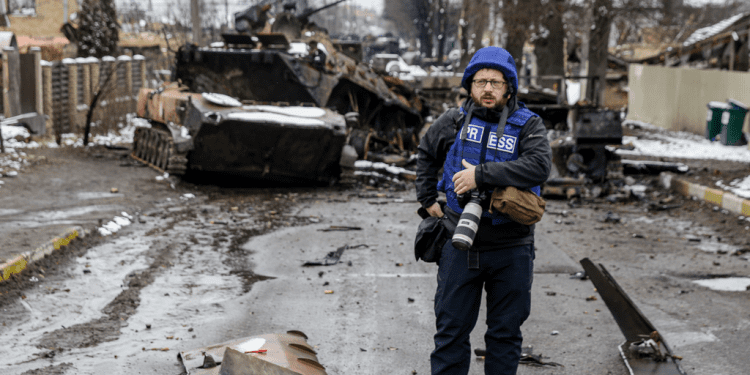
[431,241,534,375]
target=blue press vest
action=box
[438,104,541,225]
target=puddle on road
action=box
[0,208,22,216]
[2,190,312,373]
[693,277,750,291]
[629,216,741,254]
[694,242,741,254]
[35,205,124,221]
[76,192,123,200]
[0,235,153,369]
[5,205,125,225]
[0,205,126,229]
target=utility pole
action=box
[436,0,446,64]
[191,0,201,46]
[63,0,68,22]
[0,0,9,27]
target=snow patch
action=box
[241,105,326,118]
[617,134,750,163]
[693,277,750,292]
[226,112,325,126]
[98,213,132,236]
[716,176,750,199]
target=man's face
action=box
[470,68,509,110]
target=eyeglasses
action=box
[472,80,507,89]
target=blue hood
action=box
[461,46,518,96]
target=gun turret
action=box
[271,0,345,41]
[297,0,346,25]
[234,3,272,34]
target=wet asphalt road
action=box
[2,167,750,374]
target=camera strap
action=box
[459,107,474,145]
[468,249,480,269]
[490,106,509,161]
[459,107,483,162]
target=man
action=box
[416,46,551,374]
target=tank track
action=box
[130,125,188,175]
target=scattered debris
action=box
[621,159,689,175]
[179,331,326,375]
[544,109,624,199]
[542,177,586,199]
[302,244,367,266]
[519,352,564,367]
[197,354,220,369]
[580,258,687,375]
[570,270,588,280]
[317,226,362,232]
[600,211,621,224]
[648,202,682,211]
[475,347,563,367]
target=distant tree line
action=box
[380,0,747,103]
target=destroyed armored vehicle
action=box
[131,83,348,184]
[172,0,425,166]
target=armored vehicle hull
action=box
[174,38,425,165]
[132,84,347,184]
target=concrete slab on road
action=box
[236,189,629,374]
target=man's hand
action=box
[426,202,444,218]
[452,159,477,195]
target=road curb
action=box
[0,226,88,282]
[661,172,750,216]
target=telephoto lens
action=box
[452,192,482,251]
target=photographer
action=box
[416,46,551,374]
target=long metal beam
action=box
[580,258,687,375]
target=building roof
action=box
[682,13,750,47]
[0,31,17,48]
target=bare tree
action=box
[532,0,566,90]
[457,0,489,69]
[500,0,543,75]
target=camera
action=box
[452,190,486,251]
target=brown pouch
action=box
[488,186,546,225]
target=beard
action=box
[471,91,506,110]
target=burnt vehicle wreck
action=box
[131,83,347,184]
[544,108,625,199]
[173,0,425,165]
[131,0,425,183]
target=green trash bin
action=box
[706,101,732,141]
[721,99,748,146]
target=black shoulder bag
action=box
[414,108,475,263]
